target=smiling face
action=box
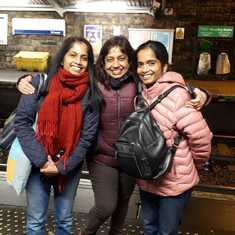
[63,42,88,75]
[137,47,166,87]
[104,46,130,79]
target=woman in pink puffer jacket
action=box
[136,40,212,235]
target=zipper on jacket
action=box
[117,90,121,130]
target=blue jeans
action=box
[25,168,81,235]
[140,189,192,235]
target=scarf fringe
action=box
[37,121,59,155]
[37,121,58,138]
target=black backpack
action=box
[115,85,184,180]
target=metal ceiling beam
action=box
[47,0,64,16]
[66,0,150,14]
[0,0,152,15]
[75,0,152,8]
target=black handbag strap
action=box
[0,73,48,153]
[36,73,48,99]
[149,84,187,151]
[149,84,185,110]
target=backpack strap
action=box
[171,132,182,155]
[36,73,48,99]
[149,84,187,152]
[149,84,185,110]
[136,81,143,94]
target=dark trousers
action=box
[140,189,192,235]
[85,162,136,235]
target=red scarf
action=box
[37,67,89,190]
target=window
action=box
[128,28,174,64]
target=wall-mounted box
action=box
[12,18,65,36]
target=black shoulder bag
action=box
[0,73,47,154]
[115,85,184,180]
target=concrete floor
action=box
[1,204,233,235]
[0,205,143,235]
[1,174,235,235]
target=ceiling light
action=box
[75,0,130,12]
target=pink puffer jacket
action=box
[137,72,212,196]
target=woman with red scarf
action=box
[14,36,101,235]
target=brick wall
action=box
[0,0,235,76]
